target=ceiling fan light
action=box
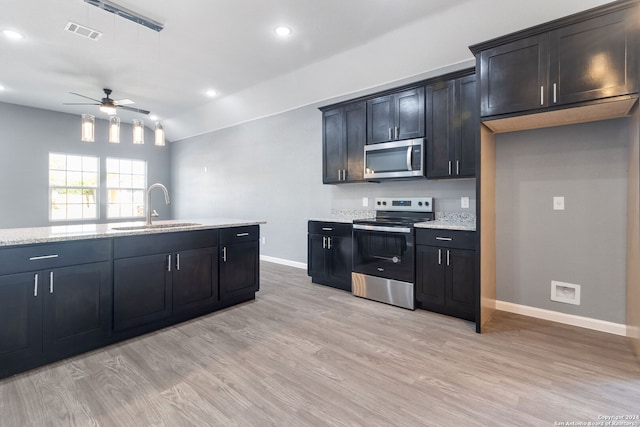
[81,114,95,142]
[100,104,117,115]
[132,119,144,145]
[154,122,165,146]
[109,116,120,143]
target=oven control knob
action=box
[382,201,387,206]
[424,200,430,206]
[377,201,381,206]
[418,202,423,206]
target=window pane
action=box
[107,173,119,188]
[106,158,119,173]
[120,160,132,174]
[50,154,66,170]
[67,156,82,171]
[83,172,98,187]
[119,175,133,188]
[132,160,145,175]
[106,157,146,218]
[51,188,67,204]
[50,170,66,187]
[49,153,98,222]
[132,190,144,204]
[132,175,145,189]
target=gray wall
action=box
[170,103,476,264]
[0,102,172,228]
[495,118,629,323]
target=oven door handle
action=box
[353,224,412,234]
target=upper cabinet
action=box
[321,101,366,184]
[367,87,424,144]
[472,1,639,122]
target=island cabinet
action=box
[219,226,260,300]
[307,221,352,291]
[113,229,219,332]
[475,2,638,119]
[0,239,112,378]
[426,72,477,179]
[367,87,425,144]
[415,229,476,321]
[321,101,366,183]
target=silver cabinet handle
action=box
[438,249,442,265]
[167,254,172,272]
[406,146,413,171]
[338,169,342,181]
[49,271,54,294]
[34,273,38,297]
[395,126,399,140]
[176,253,180,271]
[540,85,544,105]
[353,224,412,234]
[447,250,450,266]
[448,161,452,175]
[343,169,346,180]
[29,254,59,261]
[456,160,460,175]
[223,247,227,262]
[322,227,333,231]
[322,236,326,249]
[388,128,392,140]
[553,83,557,103]
[327,237,332,250]
[436,237,452,241]
[236,232,249,237]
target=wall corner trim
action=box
[261,255,307,270]
[496,300,627,336]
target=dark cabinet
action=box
[322,101,366,183]
[416,229,476,321]
[367,87,424,144]
[307,221,352,291]
[219,226,260,300]
[476,4,638,118]
[426,74,477,179]
[173,247,219,314]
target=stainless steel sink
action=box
[111,222,201,231]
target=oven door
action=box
[352,224,415,283]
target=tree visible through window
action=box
[106,158,146,218]
[49,153,99,221]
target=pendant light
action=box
[108,116,120,143]
[132,119,144,144]
[154,122,165,146]
[81,114,95,142]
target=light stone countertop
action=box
[415,212,476,231]
[0,218,266,247]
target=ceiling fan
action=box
[64,88,150,115]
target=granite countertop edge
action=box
[0,218,267,247]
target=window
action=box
[106,158,146,218]
[49,153,99,221]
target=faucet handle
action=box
[151,209,159,218]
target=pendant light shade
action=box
[109,116,120,143]
[81,114,95,142]
[154,122,165,146]
[132,119,144,144]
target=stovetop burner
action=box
[353,197,434,227]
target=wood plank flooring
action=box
[1,261,639,426]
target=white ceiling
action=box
[0,0,473,135]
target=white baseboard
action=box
[260,255,307,270]
[496,300,627,336]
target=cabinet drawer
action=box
[114,230,218,259]
[220,225,259,244]
[308,221,352,237]
[416,229,476,250]
[0,239,112,275]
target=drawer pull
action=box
[322,227,333,231]
[435,237,452,241]
[236,232,250,237]
[29,254,59,261]
[34,274,38,297]
[167,254,172,272]
[176,253,180,271]
[223,247,227,262]
[49,271,54,294]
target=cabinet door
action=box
[322,107,344,184]
[446,249,475,320]
[426,81,454,178]
[415,246,445,306]
[113,254,172,331]
[0,272,42,375]
[326,236,352,291]
[308,234,327,280]
[173,247,218,315]
[42,262,111,357]
[395,87,425,141]
[480,33,549,117]
[455,75,477,178]
[344,102,366,182]
[367,94,395,144]
[220,241,259,299]
[549,8,637,106]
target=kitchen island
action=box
[0,219,265,379]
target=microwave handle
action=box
[406,146,413,171]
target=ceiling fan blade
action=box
[115,98,135,105]
[69,92,101,102]
[63,102,100,106]
[117,105,150,115]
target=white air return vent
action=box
[64,21,102,40]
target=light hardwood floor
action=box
[1,261,639,426]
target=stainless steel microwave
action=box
[364,138,424,180]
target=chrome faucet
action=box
[146,183,171,225]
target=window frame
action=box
[105,157,148,220]
[48,153,100,222]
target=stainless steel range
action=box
[352,197,434,310]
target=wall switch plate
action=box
[553,196,565,210]
[260,237,266,245]
[550,280,580,305]
[362,197,369,207]
[461,197,469,209]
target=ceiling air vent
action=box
[64,21,103,41]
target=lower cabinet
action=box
[415,229,476,321]
[307,221,352,291]
[219,226,260,300]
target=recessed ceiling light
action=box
[205,89,217,97]
[2,29,25,40]
[0,85,5,91]
[274,26,292,37]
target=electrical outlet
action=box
[362,197,369,207]
[461,197,469,209]
[260,237,266,245]
[553,196,565,210]
[550,280,580,305]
